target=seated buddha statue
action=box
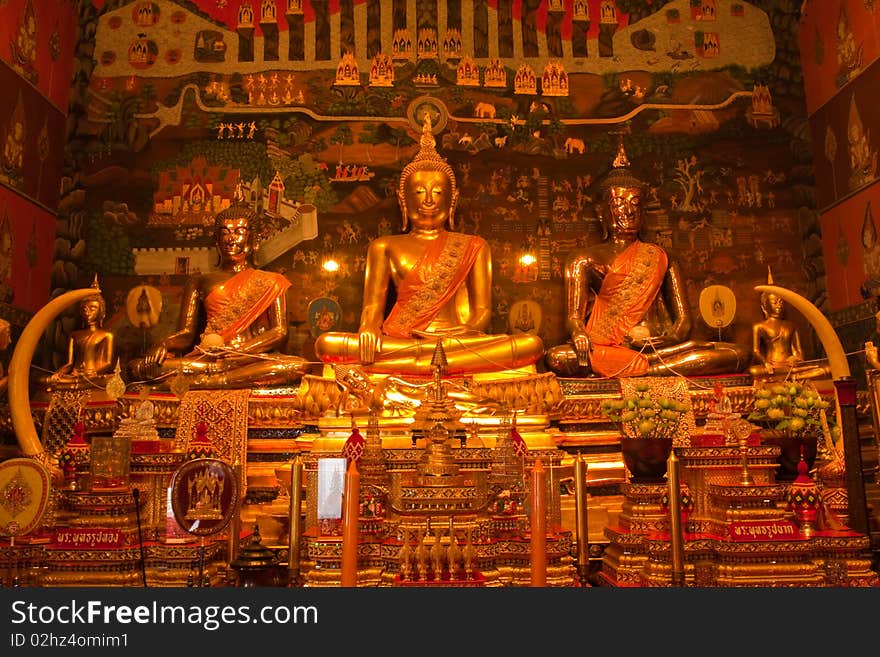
[39,292,117,391]
[545,144,750,378]
[128,188,308,388]
[314,117,543,376]
[748,268,831,381]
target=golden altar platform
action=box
[10,370,878,587]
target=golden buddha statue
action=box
[545,144,749,378]
[128,189,308,388]
[748,268,831,382]
[314,117,543,375]
[40,293,117,390]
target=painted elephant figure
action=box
[565,137,585,154]
[474,102,496,118]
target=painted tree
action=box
[330,125,354,164]
[672,155,704,212]
[387,126,414,163]
[357,124,383,162]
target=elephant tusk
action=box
[8,286,101,459]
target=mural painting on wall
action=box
[809,56,880,211]
[0,61,67,211]
[59,0,820,371]
[0,187,54,315]
[819,181,880,311]
[798,0,880,116]
[0,0,78,110]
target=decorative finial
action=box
[766,266,774,285]
[601,132,644,194]
[412,114,443,166]
[510,411,527,457]
[71,421,87,444]
[612,137,630,168]
[430,339,448,373]
[232,177,246,205]
[216,176,258,226]
[91,274,100,290]
[104,361,126,400]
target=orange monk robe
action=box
[586,241,668,377]
[382,231,485,338]
[202,268,291,345]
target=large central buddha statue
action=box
[315,118,543,375]
[545,144,750,378]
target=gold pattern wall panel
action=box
[0,0,78,111]
[798,0,880,116]
[808,57,880,212]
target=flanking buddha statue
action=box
[128,187,309,388]
[748,268,830,382]
[545,144,750,378]
[314,117,544,376]
[38,292,118,391]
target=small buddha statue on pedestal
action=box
[40,292,117,392]
[748,268,831,382]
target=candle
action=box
[340,459,360,587]
[530,458,547,587]
[574,453,590,587]
[287,457,304,585]
[667,451,685,587]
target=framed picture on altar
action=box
[316,457,346,536]
[89,435,132,490]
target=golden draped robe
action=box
[382,231,485,338]
[202,268,290,345]
[587,241,668,377]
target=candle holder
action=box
[574,453,591,587]
[733,419,754,486]
[667,451,685,587]
[286,457,304,587]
